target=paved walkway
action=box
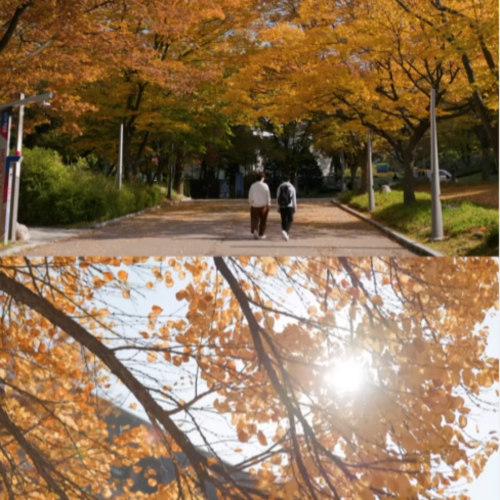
[17,200,414,257]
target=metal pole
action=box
[430,89,444,241]
[367,130,375,212]
[10,93,24,241]
[117,123,123,189]
[0,92,53,111]
[168,144,174,200]
[3,116,12,246]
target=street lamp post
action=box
[117,123,123,190]
[430,89,444,241]
[367,130,375,212]
[168,144,174,200]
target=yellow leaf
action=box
[459,415,467,428]
[257,430,268,446]
[117,270,128,282]
[238,429,250,443]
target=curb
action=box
[0,197,192,257]
[82,197,191,230]
[330,199,445,257]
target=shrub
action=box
[19,147,163,226]
[486,225,499,249]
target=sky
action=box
[88,257,499,499]
[465,310,499,500]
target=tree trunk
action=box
[482,147,490,181]
[132,131,150,179]
[0,3,31,55]
[350,165,358,190]
[460,53,499,170]
[358,147,368,193]
[122,122,134,182]
[472,90,499,171]
[494,122,499,171]
[167,152,175,200]
[474,125,493,181]
[402,149,416,205]
[173,153,184,196]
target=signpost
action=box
[0,92,53,243]
[4,154,22,245]
[10,93,25,240]
[0,111,11,243]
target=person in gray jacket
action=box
[276,175,297,241]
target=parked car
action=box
[414,168,452,182]
[426,169,452,182]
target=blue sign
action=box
[235,172,243,196]
[376,163,389,173]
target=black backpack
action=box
[278,184,291,208]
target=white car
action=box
[426,169,452,182]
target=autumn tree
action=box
[0,1,134,117]
[389,0,499,170]
[0,256,497,499]
[229,0,481,203]
[65,0,264,182]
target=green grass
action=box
[457,172,499,183]
[339,188,499,256]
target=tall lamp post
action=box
[367,130,375,212]
[0,92,53,243]
[430,89,444,241]
[117,122,123,190]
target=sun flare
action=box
[328,358,364,394]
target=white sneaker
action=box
[282,230,289,241]
[259,235,266,240]
[253,231,259,240]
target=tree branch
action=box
[0,2,32,55]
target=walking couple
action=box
[248,172,297,241]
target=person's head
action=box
[257,172,265,182]
[283,175,291,183]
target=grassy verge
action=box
[339,186,499,256]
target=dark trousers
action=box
[250,206,269,236]
[280,207,294,233]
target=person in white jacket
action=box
[248,172,271,240]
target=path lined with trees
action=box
[0,0,496,208]
[18,200,413,257]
